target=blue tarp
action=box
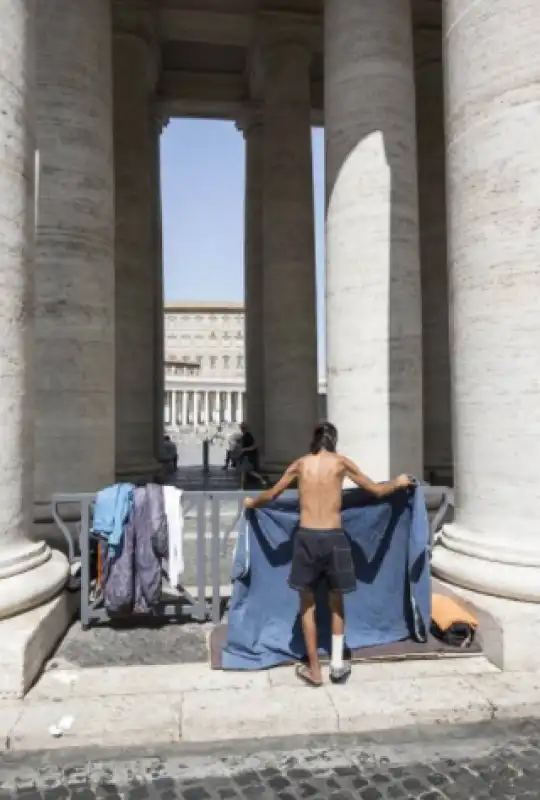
[223,485,431,670]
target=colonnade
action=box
[0,0,539,679]
[165,389,245,429]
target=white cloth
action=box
[164,485,184,586]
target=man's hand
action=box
[244,497,255,509]
[395,474,413,489]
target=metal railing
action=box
[51,485,453,631]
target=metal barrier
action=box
[51,485,453,631]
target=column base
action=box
[432,523,540,602]
[0,590,78,699]
[434,578,540,673]
[0,542,69,620]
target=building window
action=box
[237,355,243,369]
[210,356,217,369]
[196,356,202,366]
[223,355,230,369]
[210,331,216,340]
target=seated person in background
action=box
[237,422,268,490]
[244,421,412,686]
[162,435,178,473]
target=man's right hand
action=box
[395,474,413,489]
[244,497,255,509]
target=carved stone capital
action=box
[257,10,321,54]
[112,0,156,46]
[235,104,264,137]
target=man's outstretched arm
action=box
[343,457,412,497]
[244,461,299,509]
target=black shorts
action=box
[289,528,356,595]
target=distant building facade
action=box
[164,301,326,431]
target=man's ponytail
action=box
[310,421,338,454]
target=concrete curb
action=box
[2,656,540,753]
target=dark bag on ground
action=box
[431,593,478,648]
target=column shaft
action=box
[415,27,452,483]
[34,0,116,518]
[261,31,319,468]
[0,0,68,620]
[113,17,157,480]
[171,391,177,428]
[182,391,188,426]
[151,114,164,457]
[432,0,540,601]
[241,110,265,450]
[193,393,199,429]
[325,0,423,479]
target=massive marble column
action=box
[150,112,165,458]
[260,26,319,469]
[34,1,116,526]
[415,27,452,483]
[432,0,540,602]
[0,0,68,620]
[239,107,265,451]
[325,0,423,480]
[113,2,158,480]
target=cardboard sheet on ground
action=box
[222,485,431,670]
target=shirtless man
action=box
[244,421,412,686]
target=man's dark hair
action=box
[310,421,338,454]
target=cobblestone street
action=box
[2,720,540,800]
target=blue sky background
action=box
[160,119,325,368]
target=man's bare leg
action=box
[297,591,323,686]
[329,591,351,683]
[249,470,268,488]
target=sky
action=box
[160,119,325,369]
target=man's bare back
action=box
[295,451,364,529]
[245,449,411,524]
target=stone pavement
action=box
[2,718,540,799]
[3,655,540,753]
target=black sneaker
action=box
[329,662,351,684]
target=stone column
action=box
[34,0,116,529]
[182,391,188,427]
[204,392,210,425]
[238,107,265,450]
[226,392,232,424]
[151,111,165,458]
[0,0,68,622]
[238,392,244,424]
[260,24,319,469]
[414,26,452,484]
[113,1,158,480]
[193,393,199,429]
[432,0,540,606]
[325,0,423,480]
[171,391,177,429]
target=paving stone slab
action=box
[2,719,540,800]
[8,694,181,751]
[181,685,339,742]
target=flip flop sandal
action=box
[295,664,323,688]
